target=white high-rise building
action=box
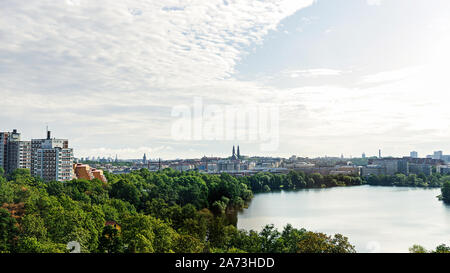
[32,131,74,182]
[410,151,418,158]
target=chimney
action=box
[47,130,51,140]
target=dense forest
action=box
[0,168,356,253]
[1,167,449,253]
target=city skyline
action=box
[2,127,450,161]
[2,0,450,159]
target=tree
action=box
[110,179,141,207]
[121,215,156,253]
[409,244,428,253]
[7,169,34,185]
[259,224,283,253]
[16,237,66,253]
[441,181,450,204]
[280,224,306,253]
[0,208,19,253]
[20,214,47,240]
[434,244,450,253]
[98,225,124,253]
[297,232,355,253]
[173,234,204,253]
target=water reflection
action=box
[236,185,450,253]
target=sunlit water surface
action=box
[237,185,450,252]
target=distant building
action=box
[433,151,443,160]
[73,163,107,183]
[143,153,147,164]
[231,145,238,160]
[442,155,450,163]
[437,165,450,175]
[361,157,443,177]
[330,165,360,176]
[370,158,403,175]
[408,163,432,176]
[410,151,418,158]
[218,159,241,172]
[361,165,385,176]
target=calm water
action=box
[237,185,450,253]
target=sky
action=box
[1,0,450,160]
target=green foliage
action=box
[0,167,358,253]
[98,225,123,253]
[239,171,362,193]
[0,208,19,253]
[296,232,356,253]
[409,244,428,253]
[434,244,450,253]
[441,180,450,204]
[366,173,448,188]
[409,243,450,253]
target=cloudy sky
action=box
[1,0,450,159]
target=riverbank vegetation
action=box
[238,171,363,193]
[0,168,356,253]
[441,180,450,204]
[364,173,448,188]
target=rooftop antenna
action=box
[46,124,51,139]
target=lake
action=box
[236,185,450,253]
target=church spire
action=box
[237,145,240,159]
[231,145,238,160]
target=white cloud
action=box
[358,66,422,85]
[2,0,450,159]
[0,0,314,90]
[0,0,314,158]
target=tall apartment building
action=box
[1,129,74,182]
[7,140,32,172]
[32,131,74,182]
[0,132,9,171]
[0,129,32,173]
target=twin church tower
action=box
[231,145,241,160]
